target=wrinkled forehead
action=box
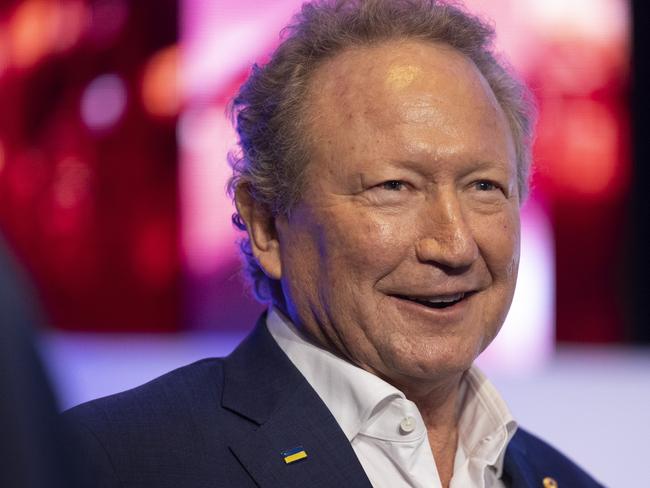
[297,39,515,177]
[304,40,504,129]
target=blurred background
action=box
[0,0,647,486]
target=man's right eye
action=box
[380,180,406,191]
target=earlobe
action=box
[234,185,283,280]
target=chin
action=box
[378,340,479,387]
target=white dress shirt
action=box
[267,308,517,488]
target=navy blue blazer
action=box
[65,316,604,487]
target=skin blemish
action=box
[385,64,422,90]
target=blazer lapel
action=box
[222,315,373,488]
[503,431,537,488]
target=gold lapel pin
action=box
[542,476,558,488]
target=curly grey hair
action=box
[228,0,536,302]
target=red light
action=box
[52,158,92,209]
[141,45,180,118]
[8,0,55,69]
[552,100,619,196]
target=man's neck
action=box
[402,374,464,488]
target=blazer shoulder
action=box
[62,358,238,487]
[507,427,605,487]
[63,357,227,452]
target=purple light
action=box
[80,73,127,132]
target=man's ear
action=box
[235,185,282,280]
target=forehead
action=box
[309,40,490,104]
[301,40,512,164]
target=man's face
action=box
[275,40,520,390]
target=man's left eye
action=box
[381,180,406,191]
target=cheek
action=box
[319,209,414,280]
[475,211,520,279]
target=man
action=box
[66,1,603,486]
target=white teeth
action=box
[412,293,465,303]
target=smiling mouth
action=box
[393,292,473,309]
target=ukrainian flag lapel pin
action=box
[282,446,308,464]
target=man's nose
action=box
[415,194,479,270]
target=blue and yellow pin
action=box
[282,446,308,464]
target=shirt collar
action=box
[266,307,402,440]
[457,367,518,478]
[266,307,517,475]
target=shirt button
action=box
[399,416,416,434]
